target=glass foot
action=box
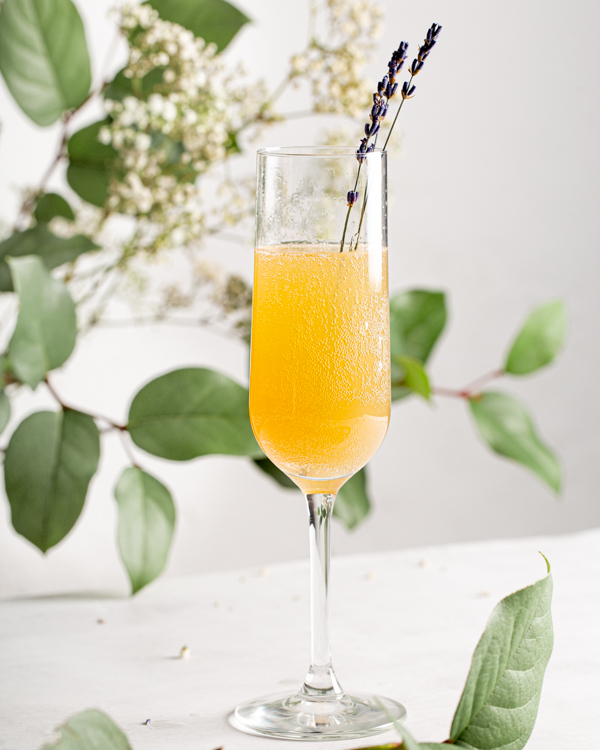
[232,691,406,741]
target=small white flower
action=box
[98,127,112,145]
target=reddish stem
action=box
[432,369,504,401]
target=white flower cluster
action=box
[99,2,267,251]
[290,0,383,117]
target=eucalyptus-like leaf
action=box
[449,557,553,749]
[334,467,370,530]
[5,409,100,552]
[0,226,98,291]
[394,355,431,401]
[390,290,446,402]
[39,709,132,750]
[128,367,262,460]
[7,256,77,389]
[0,0,91,126]
[67,120,118,207]
[505,300,567,375]
[253,456,297,489]
[34,192,75,224]
[114,467,176,595]
[0,390,11,435]
[145,0,251,51]
[470,391,561,493]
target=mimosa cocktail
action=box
[234,147,406,740]
[250,244,390,494]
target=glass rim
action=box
[257,145,386,158]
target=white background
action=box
[0,0,598,598]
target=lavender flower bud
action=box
[401,81,416,99]
[347,190,359,206]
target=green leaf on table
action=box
[7,256,77,389]
[0,226,98,291]
[505,300,567,375]
[253,456,297,489]
[114,467,176,594]
[390,290,446,401]
[5,409,100,552]
[0,390,11,435]
[334,467,370,530]
[34,192,75,224]
[67,120,118,207]
[128,367,262,460]
[40,708,132,750]
[470,391,561,493]
[449,557,553,749]
[145,0,251,52]
[0,0,91,126]
[104,66,167,102]
[394,355,431,401]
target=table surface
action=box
[1,529,599,749]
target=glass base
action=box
[232,691,406,741]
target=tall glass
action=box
[233,147,406,740]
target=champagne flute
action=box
[233,146,406,740]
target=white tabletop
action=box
[1,529,599,749]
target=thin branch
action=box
[45,376,127,430]
[462,369,504,394]
[431,369,504,401]
[118,430,140,468]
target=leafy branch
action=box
[0,0,568,597]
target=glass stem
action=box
[301,493,344,698]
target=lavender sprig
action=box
[339,40,409,251]
[340,23,442,252]
[382,22,442,152]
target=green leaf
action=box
[5,409,100,552]
[67,120,118,207]
[128,367,262,460]
[505,300,567,376]
[40,709,132,750]
[449,559,553,749]
[0,0,91,126]
[394,355,431,401]
[0,390,11,435]
[145,0,251,51]
[253,456,297,489]
[470,391,561,493]
[114,467,176,595]
[7,256,77,389]
[0,226,98,291]
[334,467,370,530]
[390,290,446,401]
[34,192,75,223]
